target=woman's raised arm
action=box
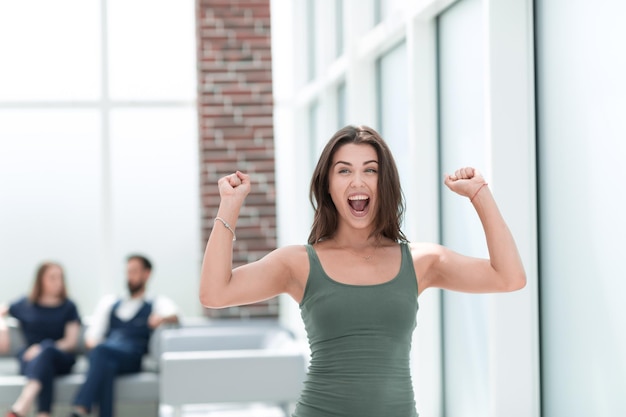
[419,167,526,294]
[199,171,302,308]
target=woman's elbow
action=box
[199,292,230,309]
[504,272,527,292]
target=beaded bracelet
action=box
[214,216,236,241]
[470,183,488,202]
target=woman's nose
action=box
[350,173,363,187]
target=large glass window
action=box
[276,0,539,414]
[110,108,199,301]
[536,0,626,414]
[108,0,196,101]
[0,0,199,316]
[437,0,490,415]
[0,110,103,303]
[0,0,101,101]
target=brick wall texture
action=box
[197,0,278,318]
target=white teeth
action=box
[348,195,369,201]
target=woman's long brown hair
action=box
[308,125,407,244]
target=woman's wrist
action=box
[469,183,489,203]
[214,217,236,241]
[216,199,242,221]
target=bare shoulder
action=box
[269,244,308,261]
[266,245,310,300]
[264,245,310,279]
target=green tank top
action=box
[294,242,419,417]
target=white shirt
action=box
[85,294,179,344]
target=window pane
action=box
[0,110,102,313]
[437,0,490,415]
[305,0,316,81]
[377,41,409,186]
[309,100,320,171]
[110,108,200,312]
[108,0,196,101]
[376,0,405,23]
[336,0,345,57]
[0,0,101,101]
[337,81,347,129]
[536,0,626,414]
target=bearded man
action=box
[69,255,179,417]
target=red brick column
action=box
[197,0,277,318]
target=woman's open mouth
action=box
[348,194,370,217]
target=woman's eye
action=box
[365,168,377,173]
[338,168,350,174]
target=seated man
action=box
[69,255,179,417]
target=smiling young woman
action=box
[199,125,526,417]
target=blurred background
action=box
[1,0,625,416]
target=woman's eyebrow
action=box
[333,160,378,167]
[333,160,352,167]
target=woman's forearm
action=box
[55,321,81,352]
[472,186,526,290]
[199,200,241,307]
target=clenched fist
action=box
[444,167,488,200]
[218,171,251,203]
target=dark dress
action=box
[9,297,81,413]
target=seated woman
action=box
[0,262,81,417]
